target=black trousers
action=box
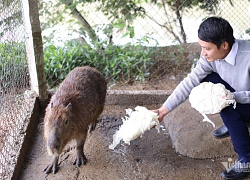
[202,72,250,163]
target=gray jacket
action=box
[163,39,250,112]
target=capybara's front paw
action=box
[73,153,87,167]
[44,156,59,174]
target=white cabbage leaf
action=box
[189,82,236,127]
[109,106,160,150]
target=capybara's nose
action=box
[49,136,61,153]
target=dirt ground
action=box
[17,104,249,180]
[19,77,250,180]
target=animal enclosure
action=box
[1,0,250,179]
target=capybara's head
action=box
[44,102,74,155]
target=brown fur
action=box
[43,66,107,174]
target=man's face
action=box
[198,38,229,62]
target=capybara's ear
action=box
[65,103,72,111]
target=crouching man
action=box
[153,16,250,180]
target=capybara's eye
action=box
[65,119,69,125]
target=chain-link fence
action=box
[0,0,37,179]
[39,0,250,91]
[0,0,250,179]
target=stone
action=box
[163,100,236,159]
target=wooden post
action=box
[21,0,48,105]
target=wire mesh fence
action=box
[0,0,36,179]
[39,0,250,91]
[0,0,250,179]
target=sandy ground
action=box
[18,103,250,180]
[17,74,250,180]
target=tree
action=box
[145,0,233,43]
[39,0,233,45]
[39,0,99,44]
[99,0,234,43]
[39,0,145,45]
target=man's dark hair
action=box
[198,16,235,49]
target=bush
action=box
[0,42,29,93]
[43,40,156,87]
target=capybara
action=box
[43,66,107,174]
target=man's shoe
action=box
[213,125,230,138]
[220,161,250,179]
[213,124,250,139]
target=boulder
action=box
[163,100,236,159]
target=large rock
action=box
[163,100,236,159]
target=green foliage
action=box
[0,42,29,91]
[0,1,23,40]
[148,0,233,13]
[39,0,234,46]
[44,40,155,87]
[99,0,146,38]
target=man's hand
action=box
[152,106,169,123]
